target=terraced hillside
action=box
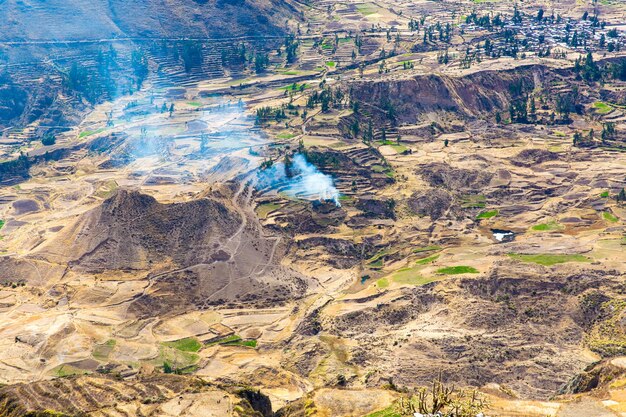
[0,0,297,44]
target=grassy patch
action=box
[476,210,499,220]
[205,334,242,346]
[600,191,610,198]
[163,337,202,352]
[326,61,336,68]
[356,3,378,15]
[509,253,592,266]
[531,221,563,232]
[390,144,408,153]
[53,364,89,378]
[157,345,199,369]
[224,339,258,348]
[256,202,281,219]
[376,277,390,289]
[371,161,397,178]
[415,254,440,265]
[603,212,619,223]
[78,128,105,139]
[395,274,438,286]
[276,132,296,140]
[187,101,202,107]
[205,334,256,348]
[389,265,439,286]
[92,339,116,361]
[437,266,479,275]
[593,101,613,114]
[0,220,4,230]
[413,245,442,253]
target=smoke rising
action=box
[257,153,341,205]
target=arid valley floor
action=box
[0,0,626,416]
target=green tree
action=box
[42,134,56,146]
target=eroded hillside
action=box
[1,0,626,416]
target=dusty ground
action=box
[0,0,626,416]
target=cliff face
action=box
[348,65,548,124]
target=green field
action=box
[256,202,281,219]
[390,144,408,153]
[437,266,479,275]
[593,101,613,114]
[157,345,199,369]
[53,364,89,378]
[206,334,241,346]
[390,268,438,286]
[224,338,258,348]
[413,245,442,253]
[276,132,296,140]
[509,253,592,266]
[531,221,563,232]
[376,277,390,289]
[205,334,257,348]
[78,128,105,139]
[476,210,499,220]
[356,3,378,16]
[415,254,440,265]
[603,212,619,223]
[163,337,202,352]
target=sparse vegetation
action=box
[509,253,592,266]
[371,375,487,417]
[3,2,626,414]
[413,246,442,253]
[92,339,116,360]
[255,202,281,219]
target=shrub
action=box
[42,135,56,146]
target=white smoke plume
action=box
[257,153,341,205]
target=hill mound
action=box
[0,0,297,42]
